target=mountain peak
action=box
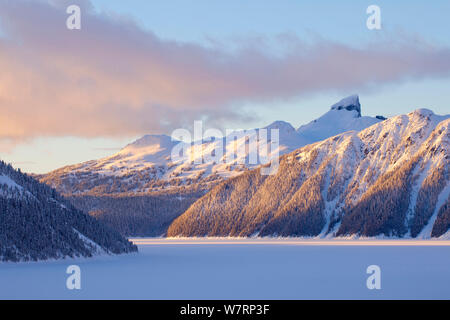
[330,95,361,117]
[122,134,173,151]
[168,108,450,239]
[264,120,295,132]
[296,95,381,143]
[410,108,434,117]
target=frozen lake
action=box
[1,238,449,299]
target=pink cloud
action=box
[1,0,450,146]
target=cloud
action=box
[10,161,36,165]
[1,0,450,146]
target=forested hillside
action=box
[0,161,137,262]
[168,109,450,238]
[69,190,203,236]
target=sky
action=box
[0,0,449,173]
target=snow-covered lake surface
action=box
[1,238,449,299]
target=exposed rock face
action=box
[330,95,361,117]
[296,95,380,144]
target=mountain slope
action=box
[167,109,450,238]
[39,95,382,195]
[38,95,384,236]
[0,161,137,262]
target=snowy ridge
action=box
[297,95,380,144]
[39,95,383,195]
[168,109,450,238]
[0,173,36,200]
[72,228,108,255]
[0,174,23,190]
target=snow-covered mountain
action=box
[0,161,136,262]
[167,109,450,239]
[297,95,383,142]
[39,95,383,195]
[35,95,387,237]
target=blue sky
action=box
[0,0,449,173]
[90,0,450,46]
